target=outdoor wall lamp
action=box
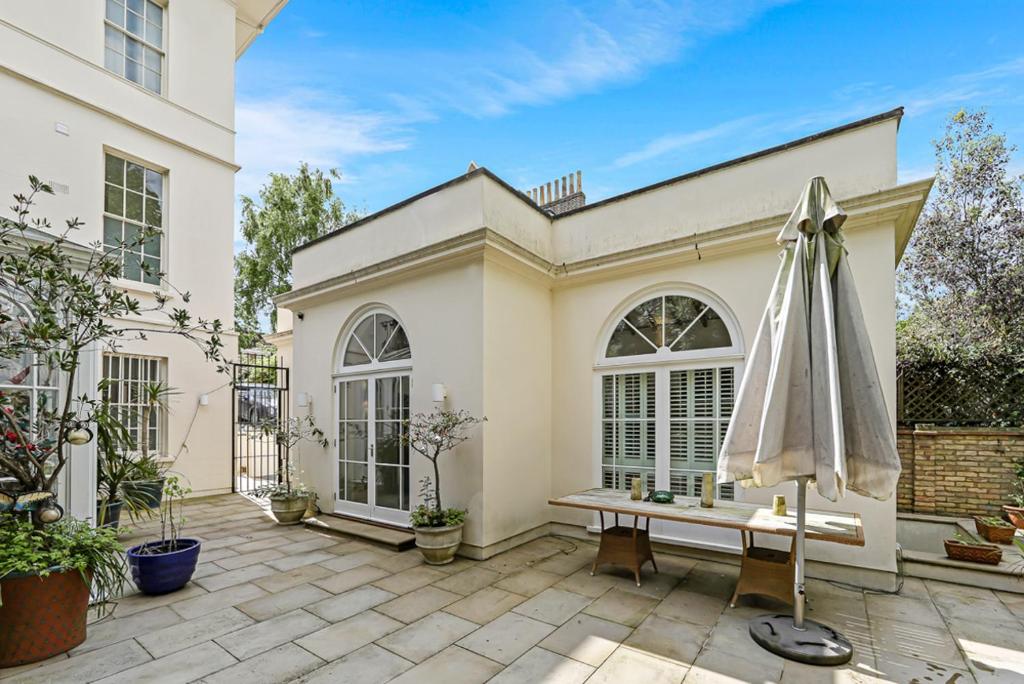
[296,392,310,408]
[431,384,447,403]
[198,394,210,406]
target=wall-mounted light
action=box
[198,394,209,406]
[296,392,310,408]
[431,384,447,403]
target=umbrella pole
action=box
[793,476,807,630]
[747,477,853,666]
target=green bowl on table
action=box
[645,490,675,504]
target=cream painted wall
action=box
[480,255,552,547]
[0,0,258,498]
[289,261,488,546]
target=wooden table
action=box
[549,488,863,604]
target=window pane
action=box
[104,184,124,216]
[373,315,400,358]
[104,48,122,74]
[123,254,142,281]
[103,217,122,246]
[124,58,141,84]
[606,319,655,357]
[343,336,370,366]
[143,256,160,285]
[144,197,161,227]
[146,0,162,25]
[104,25,124,52]
[375,466,400,509]
[143,46,160,71]
[345,381,367,420]
[143,233,161,257]
[143,68,161,94]
[125,162,144,191]
[145,21,162,48]
[144,169,162,199]
[625,297,662,348]
[353,316,374,355]
[106,0,125,25]
[664,296,703,346]
[375,421,401,465]
[380,325,411,362]
[126,9,143,37]
[125,190,144,221]
[127,0,144,13]
[123,222,141,247]
[104,154,124,185]
[345,463,368,503]
[675,308,731,351]
[124,35,142,61]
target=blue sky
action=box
[234,0,1024,237]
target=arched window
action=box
[597,289,741,502]
[342,312,411,368]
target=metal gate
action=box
[231,351,289,494]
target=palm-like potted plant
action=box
[404,409,484,565]
[0,178,227,665]
[121,381,176,510]
[255,415,327,524]
[126,475,199,594]
[94,400,148,528]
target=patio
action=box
[2,495,1022,684]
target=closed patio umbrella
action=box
[717,176,900,665]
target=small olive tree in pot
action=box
[404,409,484,564]
[255,415,327,524]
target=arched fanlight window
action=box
[342,312,411,367]
[606,295,732,358]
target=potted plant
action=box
[1003,459,1024,529]
[121,382,177,510]
[254,415,326,525]
[0,177,227,664]
[94,399,153,528]
[975,515,1017,544]
[404,409,484,565]
[944,530,1003,565]
[126,476,200,594]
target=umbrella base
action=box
[749,614,853,666]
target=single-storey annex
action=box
[273,107,931,589]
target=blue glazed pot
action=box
[126,538,201,595]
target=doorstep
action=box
[304,513,415,551]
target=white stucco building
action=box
[277,108,931,588]
[0,0,286,514]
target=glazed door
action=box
[335,374,410,525]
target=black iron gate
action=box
[231,351,289,494]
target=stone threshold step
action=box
[304,514,416,551]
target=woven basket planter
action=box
[974,517,1017,544]
[944,539,1002,565]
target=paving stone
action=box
[236,582,332,621]
[623,613,711,666]
[264,550,336,572]
[295,610,404,661]
[113,582,208,617]
[306,585,396,622]
[253,563,334,592]
[376,585,462,623]
[685,646,780,683]
[946,616,1024,677]
[0,640,152,684]
[931,588,1019,626]
[95,639,237,684]
[531,548,597,576]
[653,587,727,627]
[297,644,413,684]
[583,587,659,627]
[215,608,328,659]
[611,567,683,600]
[872,650,972,684]
[193,562,227,580]
[137,607,254,658]
[170,582,269,619]
[312,563,390,594]
[275,536,341,554]
[387,645,502,684]
[589,645,689,684]
[456,612,555,664]
[195,563,277,592]
[214,548,286,571]
[376,611,480,663]
[70,606,182,655]
[489,646,594,684]
[493,568,563,597]
[431,566,502,596]
[865,593,946,628]
[228,536,291,554]
[201,547,241,562]
[371,565,448,594]
[444,586,527,624]
[870,617,966,669]
[539,613,634,668]
[201,643,324,684]
[512,587,593,626]
[555,568,621,598]
[199,535,252,551]
[371,550,425,572]
[703,613,787,671]
[319,549,386,573]
[676,561,739,601]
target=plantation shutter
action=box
[668,367,735,499]
[601,372,656,492]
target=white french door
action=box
[334,373,411,526]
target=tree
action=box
[898,109,1024,363]
[234,164,360,348]
[0,177,227,525]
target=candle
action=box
[630,477,642,501]
[700,472,714,508]
[773,495,787,516]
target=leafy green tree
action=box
[898,109,1024,363]
[234,164,360,348]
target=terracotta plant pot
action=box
[975,517,1017,544]
[269,494,309,525]
[944,539,1002,565]
[0,569,91,667]
[414,523,464,565]
[1003,505,1024,530]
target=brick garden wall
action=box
[896,425,1024,517]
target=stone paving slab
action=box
[8,493,1024,684]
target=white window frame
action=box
[101,353,167,459]
[593,286,744,500]
[103,150,167,288]
[104,0,166,95]
[334,308,413,375]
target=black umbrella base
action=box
[749,614,853,666]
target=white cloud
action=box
[612,116,761,168]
